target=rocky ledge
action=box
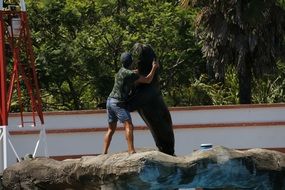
[2,146,285,189]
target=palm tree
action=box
[181,0,285,103]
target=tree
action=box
[26,0,88,110]
[25,0,204,110]
[125,0,205,105]
[181,0,285,104]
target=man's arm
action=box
[135,60,159,84]
[132,69,139,74]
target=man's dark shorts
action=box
[106,97,132,123]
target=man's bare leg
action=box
[103,122,117,154]
[124,120,136,154]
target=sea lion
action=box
[127,43,175,156]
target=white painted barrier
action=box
[1,104,285,171]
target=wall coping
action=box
[8,103,285,117]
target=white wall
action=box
[1,104,285,171]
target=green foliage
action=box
[191,66,239,105]
[19,0,285,110]
[27,0,120,110]
[252,61,285,103]
[164,65,240,106]
[252,76,285,103]
[189,0,285,104]
[125,0,205,99]
[25,0,204,110]
[164,76,212,106]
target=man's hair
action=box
[120,52,133,68]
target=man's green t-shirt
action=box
[109,67,139,101]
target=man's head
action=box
[120,52,133,68]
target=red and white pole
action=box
[0,0,8,170]
[0,0,47,170]
[20,0,26,11]
[0,0,7,126]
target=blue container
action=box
[200,143,213,150]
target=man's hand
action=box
[152,60,159,69]
[135,59,160,84]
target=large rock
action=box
[2,146,285,189]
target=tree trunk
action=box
[238,55,252,104]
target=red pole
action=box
[0,10,7,126]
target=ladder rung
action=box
[23,121,35,124]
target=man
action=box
[103,52,159,154]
